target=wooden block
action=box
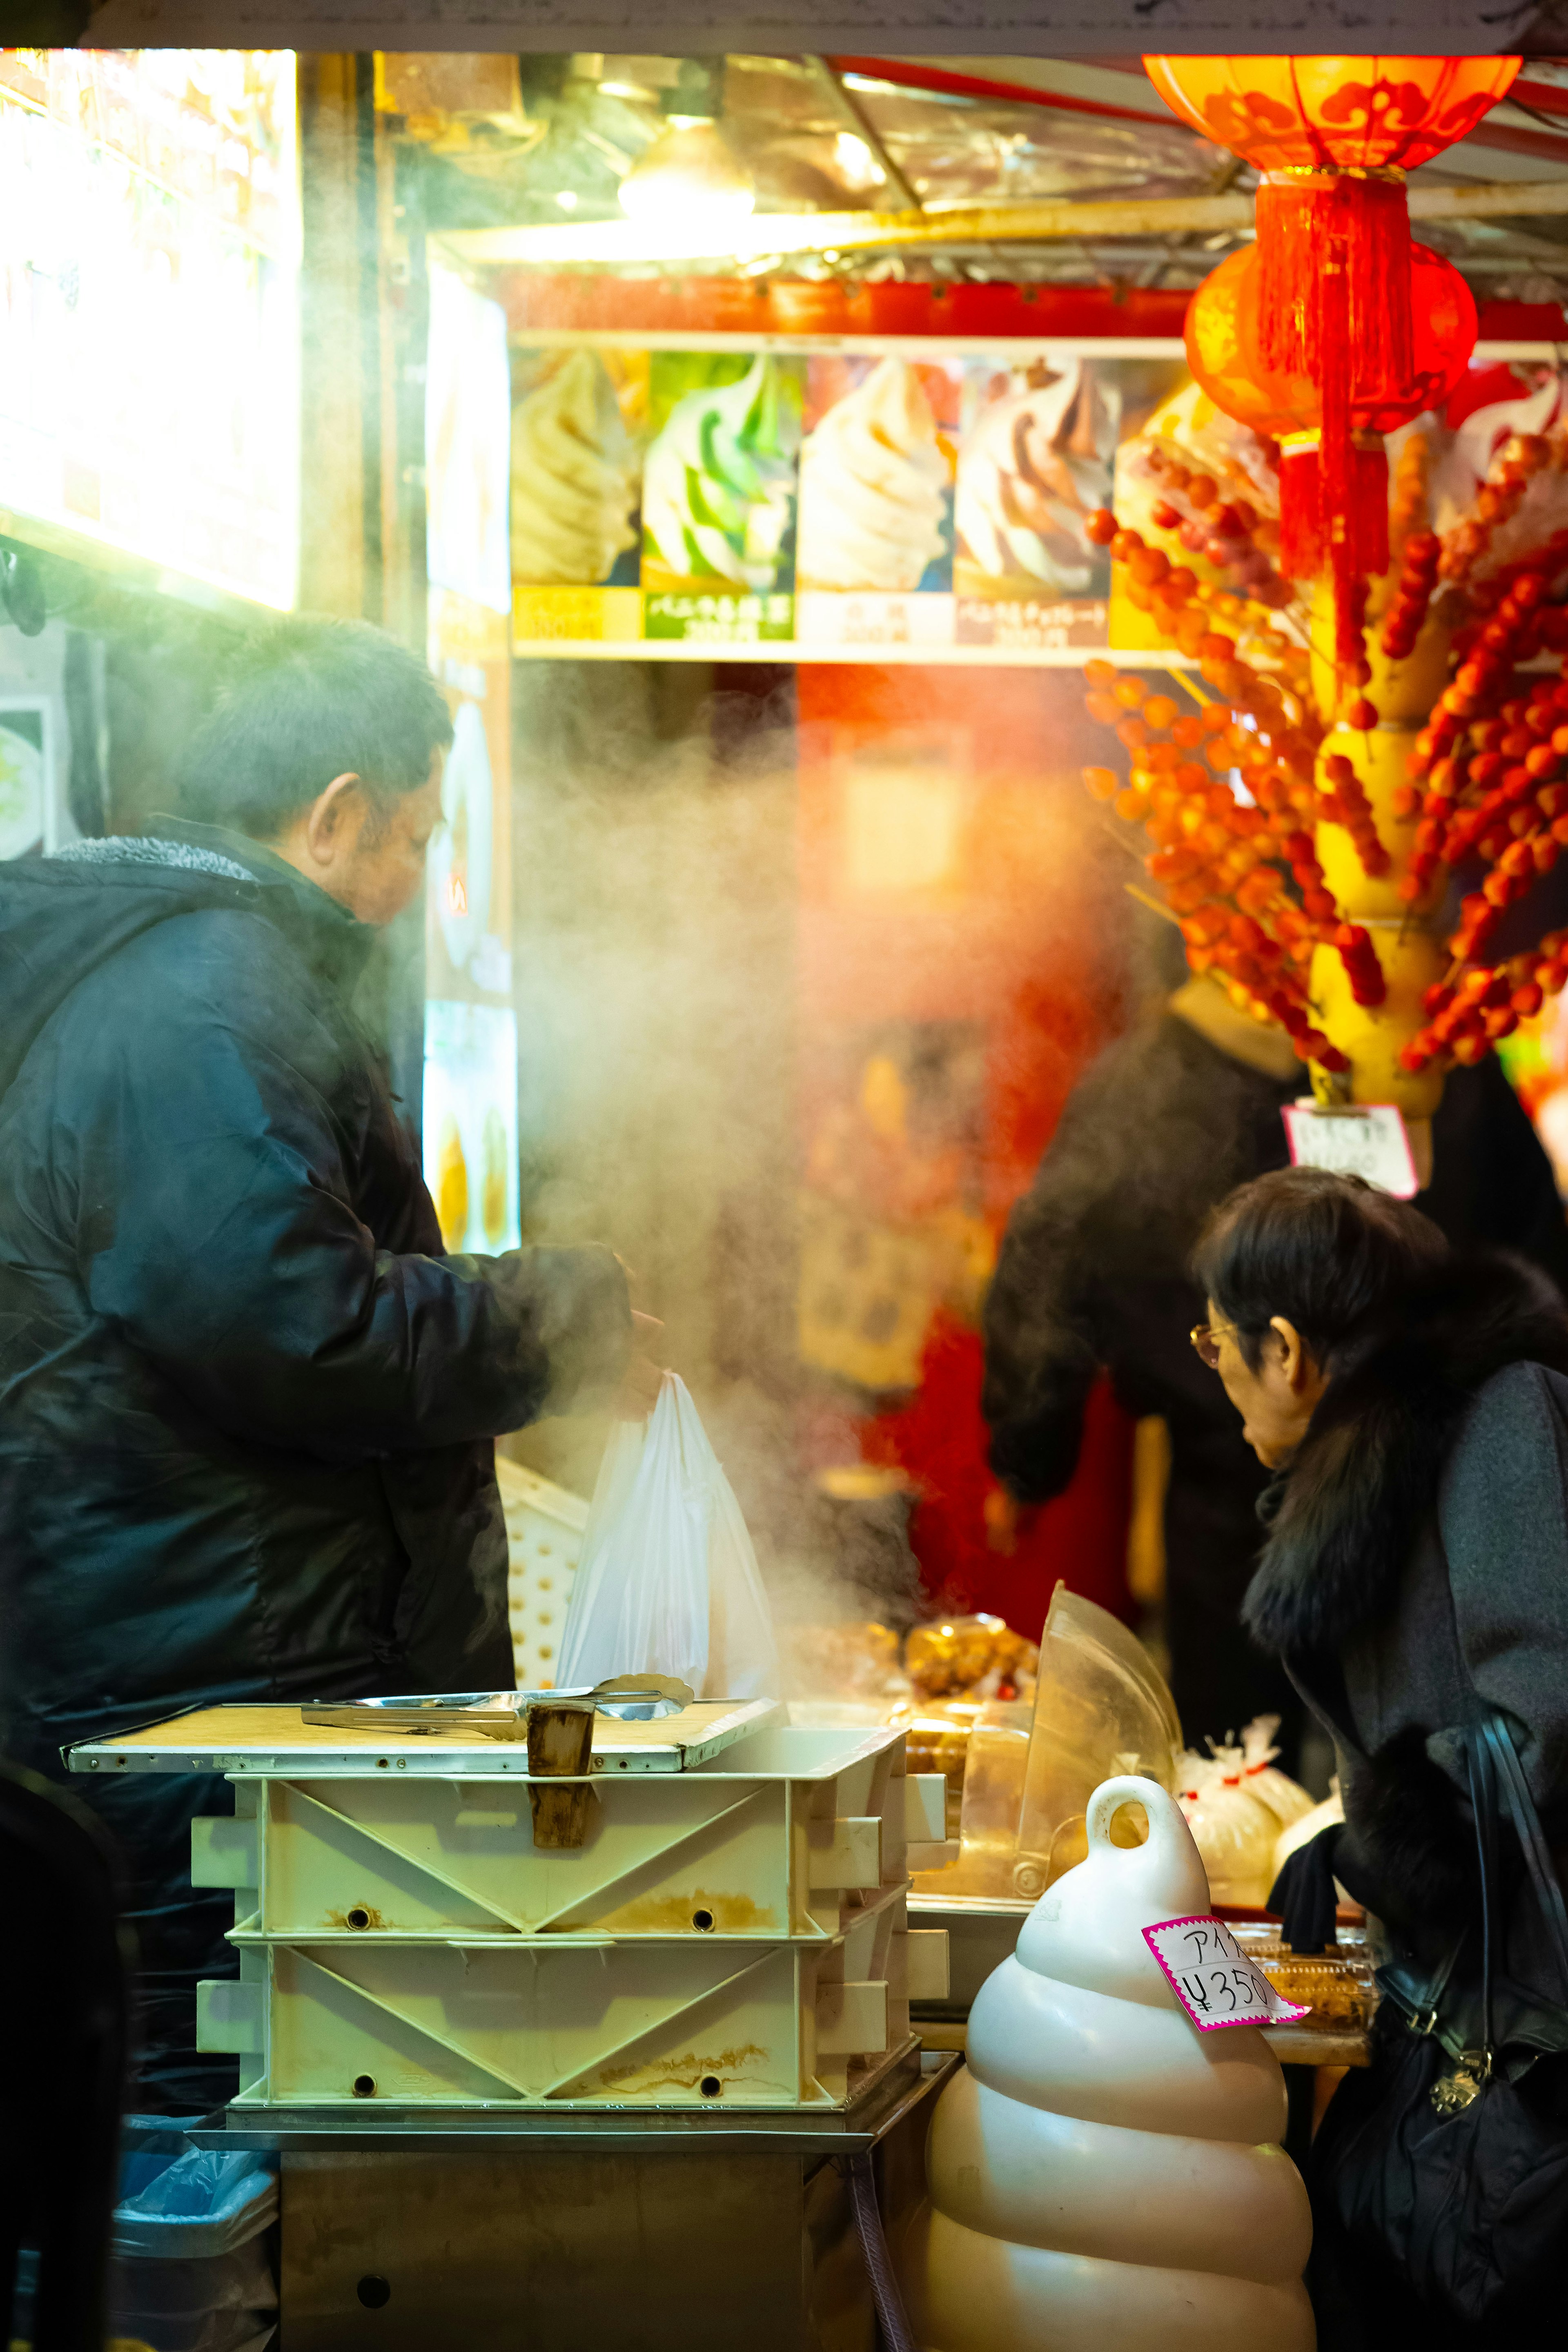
[526,1701,595,1777]
[528,1783,599,1850]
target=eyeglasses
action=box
[1189,1320,1241,1370]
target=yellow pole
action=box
[1307,576,1450,1128]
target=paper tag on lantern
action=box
[1281,1101,1419,1199]
[1143,1915,1310,2032]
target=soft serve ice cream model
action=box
[900,1775,1315,2350]
[797,359,949,592]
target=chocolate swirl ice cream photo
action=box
[954,357,1120,600]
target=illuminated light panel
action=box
[0,48,301,610]
[619,118,755,231]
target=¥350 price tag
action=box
[1143,1915,1310,2033]
[1281,1102,1419,1199]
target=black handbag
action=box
[1308,1711,1568,2339]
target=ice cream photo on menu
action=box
[510,347,645,587]
[954,355,1119,599]
[797,356,958,594]
[641,351,804,595]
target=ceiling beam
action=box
[443,174,1568,269]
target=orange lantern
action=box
[1185,247,1325,577]
[1147,54,1517,665]
[1361,244,1477,430]
[1185,245,1312,437]
[1185,238,1478,578]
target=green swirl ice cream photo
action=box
[642,354,802,593]
[511,349,640,587]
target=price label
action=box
[1143,1915,1310,2033]
[1281,1102,1419,1199]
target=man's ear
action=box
[303,773,362,864]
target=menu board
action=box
[510,340,1186,662]
[0,48,299,609]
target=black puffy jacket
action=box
[0,822,630,2103]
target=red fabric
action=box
[863,1310,1136,1641]
[795,666,1135,1642]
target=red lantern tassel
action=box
[1259,173,1405,679]
[1254,174,1413,402]
[1277,433,1324,579]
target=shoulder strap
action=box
[1479,1712,1568,1990]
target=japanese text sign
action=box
[1143,1915,1310,2032]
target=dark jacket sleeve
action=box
[1436,1361,1568,1816]
[982,1083,1109,1505]
[70,913,631,1461]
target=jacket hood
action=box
[1244,1251,1568,1659]
[0,825,370,1108]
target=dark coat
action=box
[0,824,630,2100]
[982,1011,1568,1755]
[1247,1256,1568,1987]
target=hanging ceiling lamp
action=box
[618,57,755,231]
[1146,54,1518,668]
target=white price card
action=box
[1143,1915,1310,2033]
[1281,1101,1420,1199]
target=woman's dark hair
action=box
[1192,1166,1451,1372]
[176,615,454,840]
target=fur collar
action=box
[1243,1254,1568,1659]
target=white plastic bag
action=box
[1174,1744,1281,1908]
[1238,1713,1317,1831]
[555,1374,780,1700]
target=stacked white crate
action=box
[70,1703,954,2113]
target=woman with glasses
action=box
[1190,1164,1568,2345]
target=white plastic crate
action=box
[200,1882,948,2109]
[193,1722,951,1943]
[171,1714,953,2111]
[494,1456,587,1690]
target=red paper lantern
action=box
[1185,245,1312,437]
[1143,55,1521,170]
[1147,54,1515,667]
[1361,243,1478,431]
[1187,240,1476,438]
[1185,240,1477,582]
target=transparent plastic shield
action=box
[915,1581,1180,1900]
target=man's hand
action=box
[615,1309,666,1419]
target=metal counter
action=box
[191,2048,956,2351]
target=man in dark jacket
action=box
[982,967,1568,1771]
[0,618,640,2106]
